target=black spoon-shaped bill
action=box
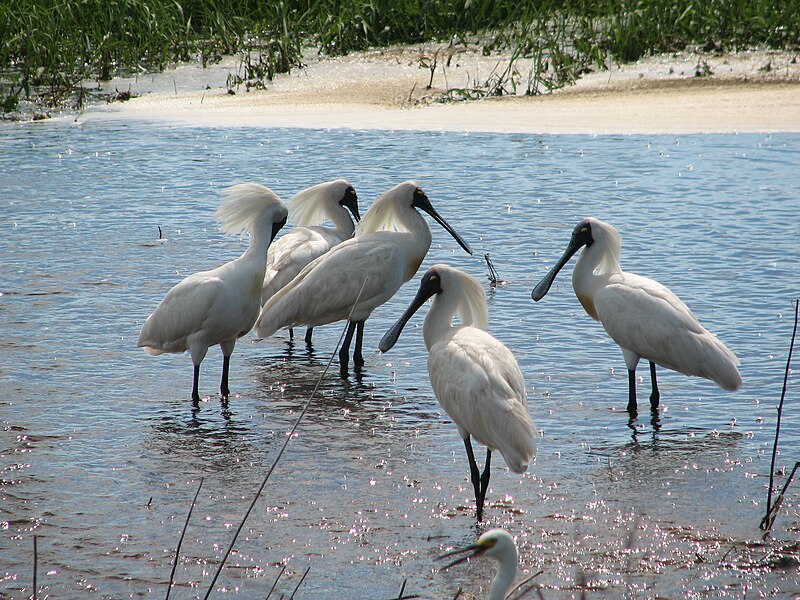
[531,221,592,301]
[412,191,473,256]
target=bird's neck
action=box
[239,216,274,275]
[489,553,517,600]
[328,209,355,239]
[571,244,620,321]
[422,294,457,351]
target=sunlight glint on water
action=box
[1,121,798,598]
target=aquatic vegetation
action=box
[2,0,799,113]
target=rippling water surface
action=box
[1,120,798,598]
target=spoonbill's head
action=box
[531,217,596,301]
[337,180,361,222]
[438,528,518,570]
[409,185,473,256]
[217,183,288,243]
[357,181,473,255]
[289,179,360,227]
[378,264,443,353]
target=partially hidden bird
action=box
[262,179,360,345]
[531,217,741,415]
[138,183,288,404]
[254,181,473,377]
[439,528,520,600]
[380,264,536,521]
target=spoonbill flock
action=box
[139,179,742,538]
[254,181,472,377]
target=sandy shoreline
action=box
[80,46,800,134]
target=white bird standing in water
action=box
[439,529,519,600]
[255,181,473,377]
[380,264,536,521]
[531,217,741,415]
[138,183,288,404]
[262,179,360,344]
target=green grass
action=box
[2,0,799,112]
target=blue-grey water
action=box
[1,119,798,599]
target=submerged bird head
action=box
[379,264,487,352]
[531,217,622,301]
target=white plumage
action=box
[532,217,742,415]
[439,529,519,600]
[138,183,288,404]
[255,181,472,376]
[380,264,536,521]
[262,179,360,344]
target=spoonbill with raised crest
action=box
[380,264,536,521]
[531,217,741,415]
[255,182,473,377]
[262,179,360,344]
[138,183,288,404]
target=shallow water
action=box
[1,120,799,599]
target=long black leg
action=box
[220,355,231,399]
[304,327,314,346]
[353,320,365,370]
[463,437,483,521]
[627,369,638,415]
[288,327,294,340]
[192,364,201,405]
[649,361,660,410]
[478,449,492,520]
[339,321,357,377]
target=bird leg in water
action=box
[288,327,294,340]
[220,355,231,399]
[649,361,660,410]
[627,370,638,415]
[479,449,492,519]
[339,321,357,377]
[304,327,314,346]
[464,437,492,521]
[353,321,365,370]
[192,364,201,405]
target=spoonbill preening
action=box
[531,217,741,415]
[138,183,288,404]
[262,179,360,344]
[380,264,536,521]
[254,181,472,377]
[439,528,520,600]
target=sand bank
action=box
[81,46,800,134]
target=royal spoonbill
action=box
[531,217,741,415]
[262,179,360,344]
[439,529,519,600]
[379,264,536,521]
[138,183,288,404]
[254,181,473,377]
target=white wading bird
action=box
[439,529,519,600]
[138,184,288,404]
[262,179,360,345]
[379,264,536,521]
[254,181,473,377]
[531,217,741,415]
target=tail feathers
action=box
[254,289,299,338]
[496,416,537,474]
